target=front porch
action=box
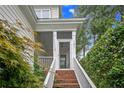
[35,18,96,88]
[36,18,82,70]
[37,31,75,70]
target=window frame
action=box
[34,9,42,18]
[41,9,51,18]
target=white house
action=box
[0,5,96,88]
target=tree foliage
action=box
[76,6,121,54]
[80,20,124,87]
[78,6,117,35]
[76,23,89,57]
[0,19,44,87]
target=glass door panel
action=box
[60,55,66,68]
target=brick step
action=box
[56,73,76,76]
[55,70,77,79]
[53,70,80,88]
[53,83,80,88]
[55,79,78,83]
[55,75,76,79]
[56,70,75,74]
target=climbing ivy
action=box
[80,21,124,88]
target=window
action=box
[35,9,41,18]
[57,32,72,39]
[42,9,51,18]
[34,9,51,19]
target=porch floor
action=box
[53,70,80,88]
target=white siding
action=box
[0,5,34,39]
[0,5,34,67]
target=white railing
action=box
[73,57,96,88]
[39,56,53,69]
[43,58,56,88]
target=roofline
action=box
[37,18,85,24]
[35,28,77,32]
[38,18,85,22]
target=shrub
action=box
[0,19,43,87]
[80,21,124,88]
[33,54,46,87]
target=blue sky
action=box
[112,11,121,28]
[61,5,122,29]
[115,11,121,22]
[62,6,122,20]
[61,5,78,18]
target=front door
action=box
[59,42,70,69]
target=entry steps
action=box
[53,70,80,88]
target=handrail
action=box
[43,58,56,88]
[73,57,96,88]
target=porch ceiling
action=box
[35,18,85,32]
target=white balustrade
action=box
[43,58,56,88]
[73,57,96,88]
[39,56,53,69]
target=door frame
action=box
[57,39,72,69]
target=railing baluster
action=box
[39,56,53,69]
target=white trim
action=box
[57,39,72,42]
[70,40,73,69]
[53,31,58,69]
[73,58,96,88]
[35,29,77,32]
[19,6,37,28]
[28,6,38,22]
[36,18,84,27]
[38,18,85,22]
[43,58,56,88]
[72,31,76,58]
[36,22,83,25]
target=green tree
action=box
[76,22,89,57]
[76,5,124,55]
[79,6,114,38]
[80,20,124,87]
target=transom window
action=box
[57,32,72,39]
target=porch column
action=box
[53,31,57,58]
[72,31,76,58]
[71,31,76,69]
[53,31,59,69]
